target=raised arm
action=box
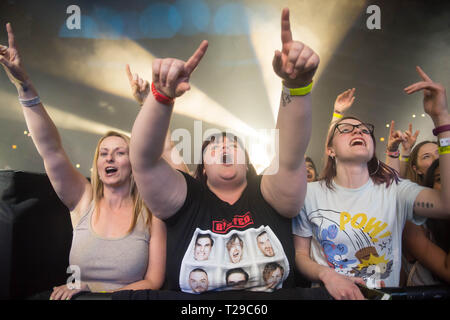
[404,66,450,218]
[130,41,208,220]
[399,123,420,178]
[384,120,405,172]
[0,23,90,212]
[261,8,319,218]
[330,88,356,126]
[126,64,190,174]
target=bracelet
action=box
[439,137,450,147]
[386,150,400,158]
[439,146,450,155]
[432,124,450,136]
[400,155,409,162]
[151,82,174,105]
[333,112,343,119]
[282,81,313,96]
[19,96,41,108]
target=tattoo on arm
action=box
[20,82,28,92]
[281,91,291,107]
[415,201,434,209]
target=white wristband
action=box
[439,137,450,147]
[19,96,41,108]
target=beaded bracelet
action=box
[386,150,400,158]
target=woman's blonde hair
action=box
[91,131,151,233]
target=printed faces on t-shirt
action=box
[179,226,290,293]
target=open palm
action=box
[334,88,356,113]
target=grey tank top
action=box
[69,202,150,291]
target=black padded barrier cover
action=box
[0,170,73,299]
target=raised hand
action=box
[401,123,419,155]
[152,40,208,99]
[334,88,356,114]
[387,120,405,152]
[0,23,29,89]
[126,64,150,105]
[272,8,320,87]
[404,66,448,125]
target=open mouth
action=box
[222,153,234,165]
[105,166,118,175]
[350,138,366,147]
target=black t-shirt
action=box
[164,171,296,293]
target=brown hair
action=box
[91,131,151,233]
[423,158,440,188]
[405,140,438,185]
[226,234,244,251]
[262,262,284,283]
[320,116,399,190]
[305,156,318,182]
[194,132,257,184]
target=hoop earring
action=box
[369,159,380,176]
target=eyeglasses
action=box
[334,122,374,135]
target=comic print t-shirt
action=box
[164,171,295,293]
[293,178,426,288]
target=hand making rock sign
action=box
[129,8,319,293]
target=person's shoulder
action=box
[307,180,326,192]
[304,180,328,202]
[386,177,424,191]
[176,169,203,189]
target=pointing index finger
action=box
[389,120,395,136]
[185,40,208,75]
[6,23,16,49]
[281,8,293,49]
[126,64,133,83]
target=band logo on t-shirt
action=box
[212,212,254,233]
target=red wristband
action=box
[432,124,450,136]
[151,82,174,105]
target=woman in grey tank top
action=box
[0,24,187,300]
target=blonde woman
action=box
[0,23,169,299]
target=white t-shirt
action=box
[293,178,426,288]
